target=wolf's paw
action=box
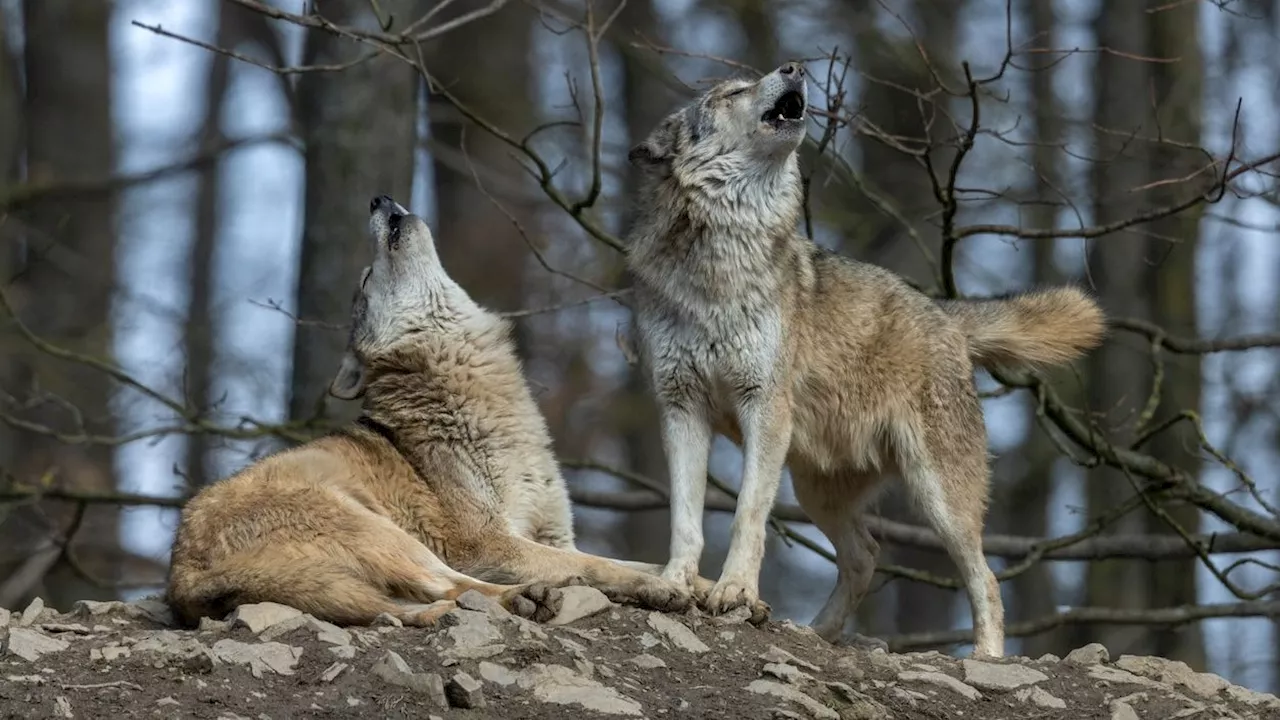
[503,583,563,623]
[705,578,770,624]
[631,576,695,613]
[690,574,716,604]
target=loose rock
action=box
[548,586,613,626]
[746,680,838,720]
[761,645,822,673]
[517,663,643,716]
[478,661,520,687]
[210,639,302,677]
[228,602,303,634]
[627,653,667,669]
[18,597,45,626]
[762,662,810,685]
[1114,655,1230,699]
[6,627,70,662]
[1014,686,1067,709]
[645,613,708,653]
[446,671,486,708]
[456,590,509,617]
[371,651,448,706]
[896,670,983,701]
[961,659,1048,691]
[1064,642,1110,666]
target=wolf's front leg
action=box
[706,390,792,623]
[656,404,713,589]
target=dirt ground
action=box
[1,592,1276,719]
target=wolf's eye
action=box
[724,87,749,98]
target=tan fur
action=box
[937,287,1106,369]
[624,65,1106,656]
[167,196,703,628]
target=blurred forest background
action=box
[1,0,1279,694]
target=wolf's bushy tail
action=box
[937,287,1105,371]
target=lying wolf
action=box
[168,195,699,627]
[624,62,1105,657]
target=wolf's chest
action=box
[638,296,785,400]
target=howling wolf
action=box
[623,62,1104,657]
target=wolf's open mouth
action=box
[762,90,805,124]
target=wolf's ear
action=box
[328,349,367,401]
[628,118,678,167]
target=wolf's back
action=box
[937,287,1105,371]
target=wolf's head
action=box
[629,62,808,182]
[328,195,495,400]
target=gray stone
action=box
[1037,653,1061,663]
[547,586,612,626]
[746,680,839,720]
[1224,683,1280,708]
[198,617,229,632]
[441,609,502,651]
[456,590,508,617]
[645,612,708,653]
[1088,664,1163,688]
[371,651,447,706]
[626,653,667,670]
[53,696,73,719]
[1014,686,1067,709]
[760,645,821,672]
[71,600,126,619]
[1114,655,1230,699]
[896,670,983,701]
[18,597,45,626]
[39,623,90,635]
[210,639,302,678]
[1064,642,1110,666]
[5,628,69,662]
[228,602,303,634]
[0,607,9,628]
[124,599,174,626]
[1110,700,1140,720]
[517,663,643,716]
[825,680,889,719]
[961,659,1048,691]
[319,662,349,683]
[307,616,352,646]
[762,662,810,685]
[446,671,486,708]
[329,645,357,660]
[478,661,519,687]
[256,615,309,641]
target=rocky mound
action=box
[0,592,1276,719]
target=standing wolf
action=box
[168,195,701,627]
[624,63,1105,657]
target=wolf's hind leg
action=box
[792,468,885,647]
[896,403,1004,658]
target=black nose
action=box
[370,194,395,213]
[779,62,804,77]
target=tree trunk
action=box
[999,0,1066,659]
[1075,0,1157,656]
[288,0,419,426]
[1,0,120,608]
[1143,0,1205,667]
[184,2,235,491]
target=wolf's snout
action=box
[369,194,409,216]
[779,62,804,77]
